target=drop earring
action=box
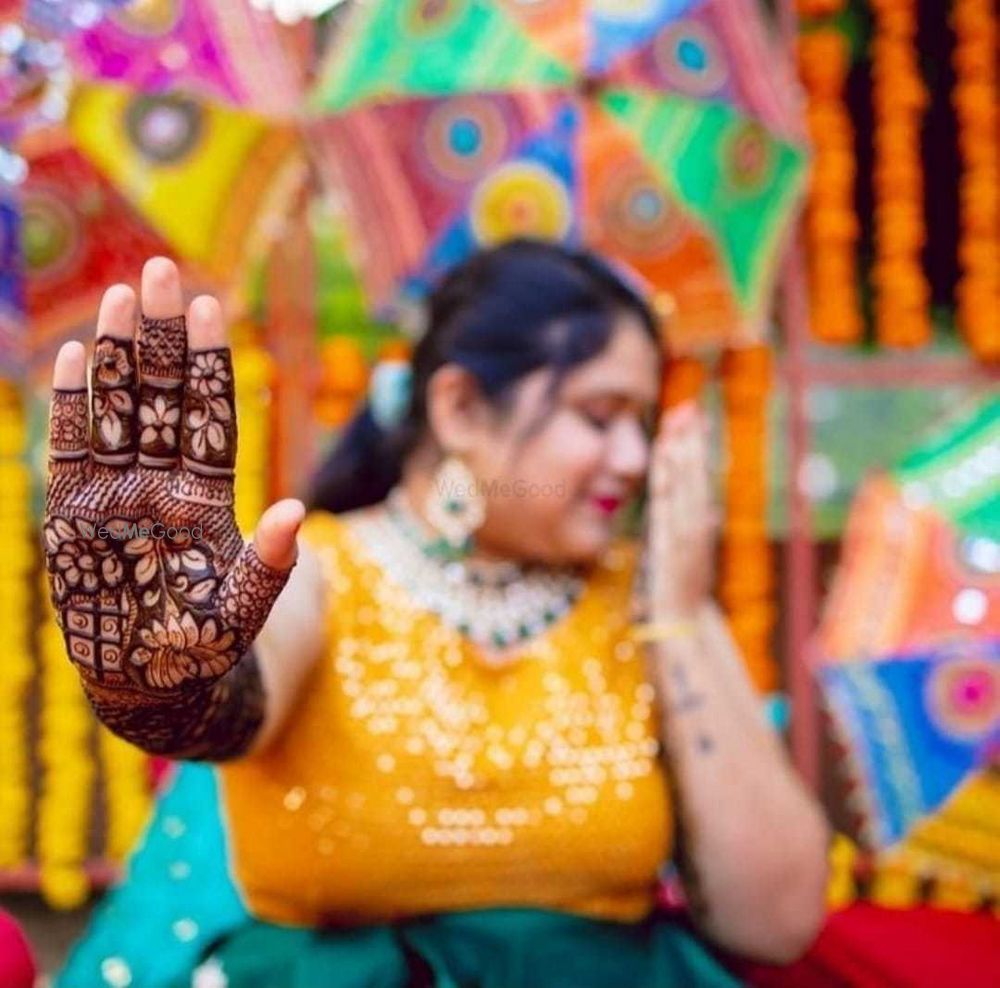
[424,454,485,560]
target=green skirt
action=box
[172,907,743,988]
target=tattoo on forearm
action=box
[44,314,295,758]
[663,660,714,754]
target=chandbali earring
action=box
[424,454,485,560]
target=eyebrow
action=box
[570,387,659,408]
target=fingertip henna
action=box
[91,337,139,465]
[137,314,186,469]
[217,541,297,650]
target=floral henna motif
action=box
[86,645,267,761]
[91,337,138,465]
[182,347,236,477]
[44,313,294,759]
[137,314,185,468]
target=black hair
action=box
[306,238,662,514]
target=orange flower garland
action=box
[659,356,707,410]
[951,0,999,362]
[870,0,931,347]
[795,0,846,15]
[798,27,863,343]
[719,346,778,693]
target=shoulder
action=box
[295,503,387,580]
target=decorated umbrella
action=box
[817,396,999,901]
[308,0,807,354]
[0,0,313,375]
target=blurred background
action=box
[0,0,996,980]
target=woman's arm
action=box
[644,402,829,964]
[648,601,830,963]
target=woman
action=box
[46,242,829,987]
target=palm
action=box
[44,279,290,693]
[646,402,715,619]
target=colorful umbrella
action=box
[62,0,310,117]
[308,0,806,353]
[817,396,999,895]
[18,131,177,376]
[0,2,312,375]
[67,80,305,282]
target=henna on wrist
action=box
[86,644,266,761]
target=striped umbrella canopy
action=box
[309,0,806,354]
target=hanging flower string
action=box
[659,356,707,410]
[870,0,931,347]
[719,346,779,694]
[37,565,96,909]
[0,381,32,870]
[232,328,274,538]
[98,728,152,865]
[951,0,999,362]
[798,26,863,344]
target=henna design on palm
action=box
[44,315,294,703]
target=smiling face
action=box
[416,312,663,567]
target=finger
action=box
[91,285,139,467]
[181,295,236,478]
[216,501,304,654]
[254,498,306,569]
[688,411,714,528]
[48,341,90,474]
[137,258,186,469]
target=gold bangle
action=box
[628,619,698,643]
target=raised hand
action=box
[646,400,716,621]
[44,259,304,701]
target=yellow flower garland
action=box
[37,566,96,909]
[0,381,33,870]
[98,728,152,864]
[870,0,931,347]
[798,26,863,344]
[232,328,275,538]
[951,0,999,362]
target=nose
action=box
[606,416,651,486]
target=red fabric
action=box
[0,909,36,988]
[737,903,1000,988]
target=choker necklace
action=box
[347,486,586,656]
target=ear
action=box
[425,364,494,453]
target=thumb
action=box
[253,498,306,570]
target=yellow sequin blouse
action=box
[218,509,672,926]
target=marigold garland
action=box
[870,0,931,347]
[0,382,33,870]
[37,567,96,909]
[315,336,367,429]
[951,0,999,362]
[660,356,707,409]
[795,0,846,15]
[98,728,152,864]
[232,328,275,538]
[798,27,863,343]
[719,346,778,693]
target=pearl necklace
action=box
[347,486,586,655]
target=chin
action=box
[553,524,615,567]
